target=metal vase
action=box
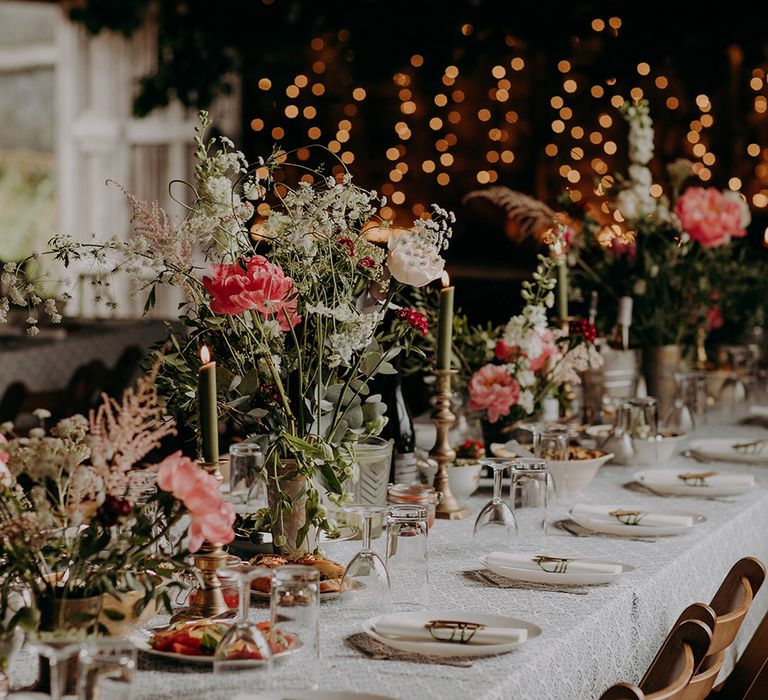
[642,345,683,419]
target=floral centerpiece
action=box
[465,226,602,441]
[1,112,452,556]
[567,98,762,351]
[0,368,235,636]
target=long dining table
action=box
[10,411,768,699]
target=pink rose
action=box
[467,364,521,424]
[675,187,747,249]
[203,256,301,330]
[528,329,557,372]
[0,433,8,465]
[156,451,235,552]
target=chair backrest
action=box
[600,619,712,700]
[641,620,712,700]
[708,557,765,654]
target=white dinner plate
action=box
[688,438,768,465]
[363,609,540,658]
[130,629,301,665]
[479,554,634,585]
[634,469,754,497]
[235,693,397,700]
[569,507,706,537]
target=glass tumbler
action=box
[270,566,320,691]
[509,458,549,549]
[348,437,394,538]
[533,425,568,502]
[618,397,659,439]
[77,639,136,700]
[229,442,266,513]
[385,505,429,611]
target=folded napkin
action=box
[486,551,622,575]
[749,405,768,418]
[642,472,754,488]
[572,503,694,528]
[375,617,527,645]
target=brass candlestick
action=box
[430,369,470,520]
[171,458,231,622]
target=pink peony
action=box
[528,329,558,373]
[705,307,724,332]
[157,452,235,552]
[203,256,301,330]
[0,433,8,465]
[675,187,747,249]
[467,364,521,424]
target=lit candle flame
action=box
[441,271,450,287]
[764,226,768,247]
[200,345,212,364]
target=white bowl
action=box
[447,462,482,498]
[546,451,613,499]
[632,432,687,465]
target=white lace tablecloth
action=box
[10,417,768,700]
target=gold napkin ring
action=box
[533,555,572,573]
[677,471,717,486]
[426,620,487,644]
[608,509,645,525]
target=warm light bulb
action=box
[201,346,212,364]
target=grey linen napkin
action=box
[345,632,474,668]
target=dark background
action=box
[69,0,768,324]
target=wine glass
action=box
[339,504,391,617]
[212,562,272,682]
[473,458,516,550]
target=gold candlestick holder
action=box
[171,458,231,622]
[430,369,470,520]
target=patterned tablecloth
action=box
[8,415,768,700]
[0,320,168,397]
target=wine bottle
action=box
[378,366,420,484]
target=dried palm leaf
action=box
[463,187,555,243]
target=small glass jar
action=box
[387,484,441,528]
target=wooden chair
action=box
[599,619,712,700]
[709,559,768,699]
[681,557,766,700]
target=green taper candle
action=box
[437,271,454,371]
[198,345,219,464]
[557,255,569,321]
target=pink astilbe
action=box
[87,364,177,496]
[157,452,235,551]
[109,180,193,273]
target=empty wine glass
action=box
[213,562,272,682]
[473,458,516,550]
[339,504,391,617]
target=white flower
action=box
[33,409,52,420]
[518,390,534,415]
[544,292,555,309]
[633,279,647,296]
[516,368,535,388]
[519,332,542,360]
[386,234,445,287]
[522,304,547,331]
[723,191,752,229]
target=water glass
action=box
[270,566,320,691]
[618,397,659,439]
[509,458,549,548]
[665,371,707,433]
[229,442,266,513]
[385,505,429,611]
[533,426,568,502]
[348,437,394,538]
[78,639,136,700]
